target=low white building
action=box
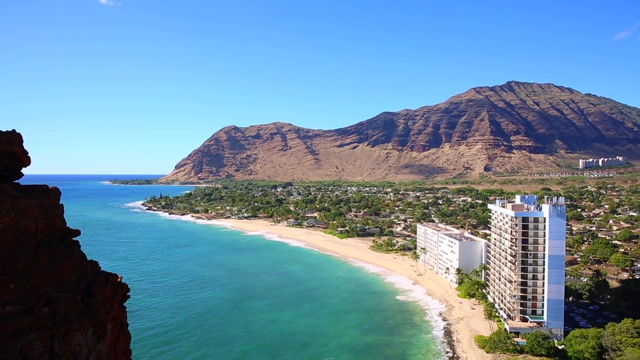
[579,156,626,169]
[416,223,487,284]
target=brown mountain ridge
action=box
[161,81,640,182]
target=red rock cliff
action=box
[0,130,131,359]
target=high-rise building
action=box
[416,223,486,284]
[487,195,566,339]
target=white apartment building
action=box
[579,156,626,169]
[487,195,566,339]
[416,223,486,284]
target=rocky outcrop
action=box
[0,130,131,359]
[161,81,640,182]
[0,130,31,182]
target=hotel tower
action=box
[487,195,566,339]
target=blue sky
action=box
[2,1,639,174]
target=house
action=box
[286,219,301,226]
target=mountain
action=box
[161,81,640,182]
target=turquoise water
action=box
[22,175,447,359]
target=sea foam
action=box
[143,205,448,355]
[346,259,447,343]
[242,230,309,248]
[124,201,145,212]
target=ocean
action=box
[21,175,447,359]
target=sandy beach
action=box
[215,218,494,360]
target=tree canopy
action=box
[616,228,638,242]
[610,253,633,269]
[475,329,521,354]
[523,331,556,357]
[603,319,640,360]
[564,328,605,360]
[583,238,619,263]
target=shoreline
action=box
[208,218,493,360]
[143,207,493,359]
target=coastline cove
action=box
[21,175,451,359]
[134,201,453,359]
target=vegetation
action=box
[563,319,640,360]
[565,269,610,303]
[370,237,397,252]
[610,253,633,269]
[109,178,159,185]
[142,181,500,252]
[523,331,556,357]
[603,319,640,359]
[456,265,488,302]
[564,328,605,360]
[475,329,521,354]
[475,322,640,359]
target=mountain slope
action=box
[161,81,640,182]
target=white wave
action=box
[141,207,448,356]
[138,206,241,231]
[346,259,448,348]
[122,201,144,212]
[155,212,200,223]
[243,231,309,248]
[138,206,310,247]
[125,201,145,208]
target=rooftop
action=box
[420,223,485,243]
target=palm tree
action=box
[455,268,464,286]
[419,247,428,273]
[410,250,420,263]
[445,267,451,286]
[478,263,489,281]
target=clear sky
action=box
[2,1,639,174]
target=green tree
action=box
[610,253,633,269]
[603,319,640,360]
[590,269,611,303]
[617,228,638,242]
[564,328,605,360]
[618,347,640,360]
[567,267,583,279]
[410,250,419,262]
[567,235,586,250]
[568,210,586,221]
[476,329,521,354]
[566,281,592,301]
[483,301,497,320]
[457,279,487,300]
[584,239,619,263]
[630,247,640,263]
[455,268,466,286]
[523,331,555,357]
